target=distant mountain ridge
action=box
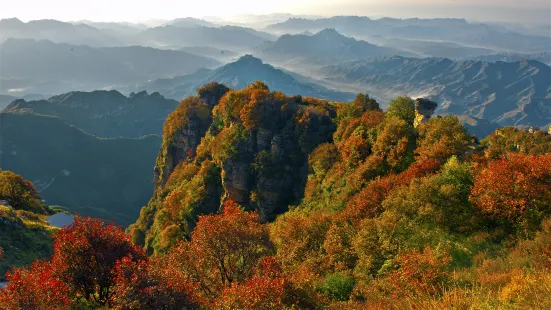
[0,38,221,81]
[4,90,178,138]
[139,55,355,101]
[0,38,220,95]
[141,25,274,50]
[268,16,551,53]
[261,28,399,65]
[320,56,551,127]
[0,18,121,46]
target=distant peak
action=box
[315,28,343,38]
[0,17,24,25]
[236,54,264,65]
[129,90,149,99]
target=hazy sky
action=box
[1,0,550,24]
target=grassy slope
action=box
[0,206,56,281]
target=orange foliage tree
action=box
[415,116,473,163]
[111,257,200,309]
[51,217,146,306]
[164,200,273,299]
[471,153,551,228]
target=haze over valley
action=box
[1,1,551,307]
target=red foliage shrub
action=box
[386,247,452,297]
[471,153,551,223]
[111,257,200,310]
[51,217,146,306]
[0,261,71,310]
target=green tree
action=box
[386,96,416,127]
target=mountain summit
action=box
[139,55,354,101]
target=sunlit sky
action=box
[1,0,550,24]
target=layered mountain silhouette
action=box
[139,55,355,101]
[162,17,216,28]
[0,18,121,46]
[179,46,240,62]
[320,56,551,127]
[4,90,178,138]
[367,35,497,59]
[0,112,159,226]
[141,25,274,50]
[268,17,551,54]
[0,38,220,95]
[261,29,398,65]
[468,52,551,65]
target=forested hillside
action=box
[2,82,551,309]
[0,112,160,225]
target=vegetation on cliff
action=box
[3,82,551,308]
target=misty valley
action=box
[0,8,551,309]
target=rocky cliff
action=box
[414,98,438,128]
[131,82,337,253]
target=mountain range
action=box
[4,90,178,138]
[260,29,399,65]
[320,56,551,127]
[0,18,121,46]
[0,17,276,51]
[140,25,274,50]
[0,38,220,96]
[366,35,497,59]
[267,17,551,54]
[138,55,355,101]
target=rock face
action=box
[414,98,438,127]
[160,114,208,183]
[220,130,310,221]
[548,125,551,135]
[134,82,337,253]
[154,83,230,186]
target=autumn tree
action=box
[270,211,332,274]
[482,127,551,159]
[111,257,200,310]
[196,81,230,107]
[0,170,46,213]
[372,116,414,172]
[51,217,146,306]
[353,93,380,112]
[165,200,273,299]
[384,246,452,297]
[386,96,416,127]
[471,153,551,232]
[415,116,473,163]
[0,261,71,310]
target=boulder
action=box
[414,98,438,127]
